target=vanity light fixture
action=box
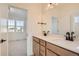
[38,22,47,25]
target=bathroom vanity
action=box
[32,4,79,56]
[33,34,79,56]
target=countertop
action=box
[33,34,79,54]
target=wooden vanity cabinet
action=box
[33,36,79,56]
[39,39,46,56]
[40,39,45,46]
[46,49,57,56]
[33,37,39,56]
[33,37,46,56]
[39,45,45,56]
[46,42,78,56]
[33,37,39,43]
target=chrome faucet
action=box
[65,32,70,40]
[43,31,49,36]
[70,32,76,41]
[65,32,76,41]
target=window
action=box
[16,20,24,32]
[8,20,15,32]
[8,7,26,32]
[7,20,24,32]
[0,19,7,32]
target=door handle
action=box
[0,39,6,43]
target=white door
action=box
[0,4,8,56]
[0,19,8,56]
[0,6,27,56]
[8,6,27,56]
[0,33,8,56]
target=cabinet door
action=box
[33,40,39,56]
[33,37,39,43]
[40,39,45,46]
[40,45,45,56]
[46,49,57,56]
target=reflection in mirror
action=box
[71,16,79,37]
[51,16,58,34]
[42,4,79,36]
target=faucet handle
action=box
[73,36,76,38]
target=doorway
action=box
[0,6,27,56]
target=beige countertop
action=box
[33,34,79,54]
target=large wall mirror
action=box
[41,3,79,36]
[42,16,58,34]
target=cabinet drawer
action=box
[33,37,39,43]
[40,45,45,56]
[40,39,45,46]
[47,42,78,56]
[46,49,57,56]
